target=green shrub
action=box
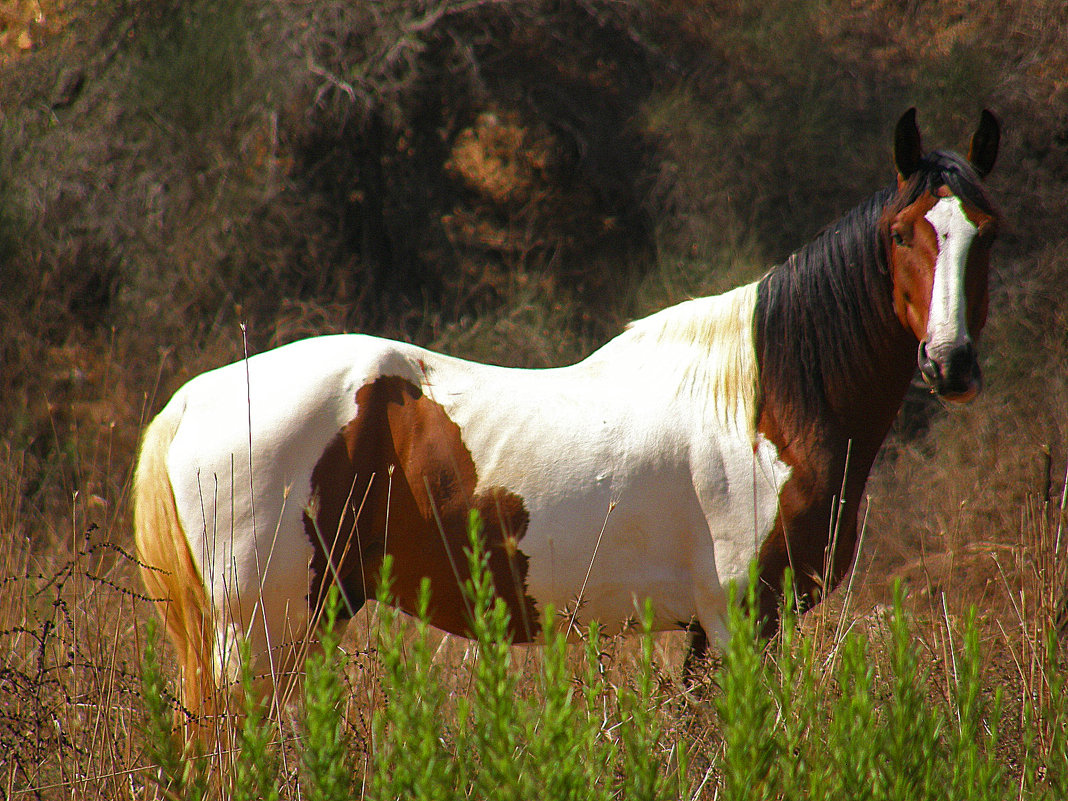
[715,577,781,801]
[139,522,1062,801]
[302,585,356,801]
[618,598,687,801]
[140,617,207,801]
[945,609,1005,801]
[369,562,458,801]
[713,573,1019,801]
[368,510,688,799]
[232,638,280,801]
[129,0,254,140]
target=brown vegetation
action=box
[1,0,1066,796]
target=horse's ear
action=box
[968,109,1000,178]
[894,107,924,181]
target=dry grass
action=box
[2,0,1067,797]
[0,491,154,798]
[1,467,1064,798]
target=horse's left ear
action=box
[968,109,1000,178]
[894,107,924,181]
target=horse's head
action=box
[883,108,1000,403]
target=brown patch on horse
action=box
[303,375,539,641]
[753,356,915,634]
[752,413,840,631]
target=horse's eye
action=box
[891,229,907,247]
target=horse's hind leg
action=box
[681,619,711,684]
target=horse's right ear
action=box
[894,107,924,181]
[968,109,1000,178]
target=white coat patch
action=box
[160,283,791,677]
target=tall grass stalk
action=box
[945,608,1004,801]
[302,585,354,801]
[817,629,879,801]
[1027,629,1068,801]
[882,585,944,801]
[369,559,457,801]
[462,512,527,801]
[140,617,207,801]
[716,575,780,801]
[232,638,280,801]
[524,606,612,801]
[618,598,686,801]
[579,622,618,800]
[771,577,816,801]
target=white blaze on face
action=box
[923,195,978,360]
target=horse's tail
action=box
[134,401,216,726]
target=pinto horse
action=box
[135,109,1000,714]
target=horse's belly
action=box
[496,421,790,638]
[518,494,702,632]
[451,399,711,632]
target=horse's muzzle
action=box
[918,339,982,403]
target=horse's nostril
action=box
[948,341,977,375]
[917,341,941,384]
[925,339,982,401]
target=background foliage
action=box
[1,0,1066,797]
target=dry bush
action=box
[0,483,156,799]
[1,0,1067,796]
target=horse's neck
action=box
[756,323,914,596]
[828,336,917,495]
[756,211,919,496]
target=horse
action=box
[134,108,1000,717]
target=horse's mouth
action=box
[918,341,982,403]
[933,379,981,404]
